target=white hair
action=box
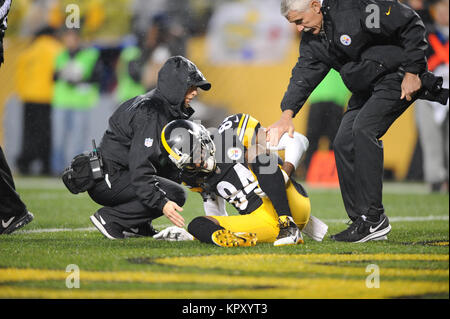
[281,0,313,16]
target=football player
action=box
[154,114,328,247]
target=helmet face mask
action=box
[186,134,216,173]
[162,120,217,174]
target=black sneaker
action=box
[0,211,34,235]
[89,211,125,239]
[122,222,159,238]
[331,214,391,243]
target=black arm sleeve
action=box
[251,153,292,217]
[129,111,169,212]
[281,36,330,116]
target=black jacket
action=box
[99,56,210,212]
[0,0,12,65]
[281,0,428,115]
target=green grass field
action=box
[0,177,448,299]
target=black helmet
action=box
[161,120,216,173]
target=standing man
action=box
[1,0,34,234]
[267,0,431,242]
[117,13,184,104]
[415,0,449,193]
[86,56,211,239]
[51,27,101,175]
[15,26,63,175]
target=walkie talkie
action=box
[90,139,104,180]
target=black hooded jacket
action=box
[281,0,428,116]
[99,56,210,212]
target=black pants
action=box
[17,102,51,175]
[333,73,415,221]
[0,146,27,217]
[88,161,186,228]
[304,101,344,170]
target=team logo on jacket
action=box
[144,138,153,148]
[340,34,352,46]
[227,147,242,161]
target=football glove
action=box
[153,226,194,241]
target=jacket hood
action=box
[156,56,211,109]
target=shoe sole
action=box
[211,230,257,247]
[89,215,117,240]
[273,237,304,246]
[354,224,392,243]
[273,233,304,246]
[2,211,34,235]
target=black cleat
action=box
[331,214,391,243]
[0,211,34,235]
[90,211,125,239]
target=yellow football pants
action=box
[210,180,311,243]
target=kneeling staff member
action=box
[154,114,328,247]
[63,56,211,239]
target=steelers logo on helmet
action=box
[161,120,216,174]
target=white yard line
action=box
[15,177,66,190]
[17,227,97,234]
[16,224,174,234]
[14,216,449,234]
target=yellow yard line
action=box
[155,253,449,277]
[0,253,447,299]
[155,253,449,265]
[0,279,447,299]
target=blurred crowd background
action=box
[0,0,448,193]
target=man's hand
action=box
[266,110,295,146]
[401,72,422,101]
[162,201,185,227]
